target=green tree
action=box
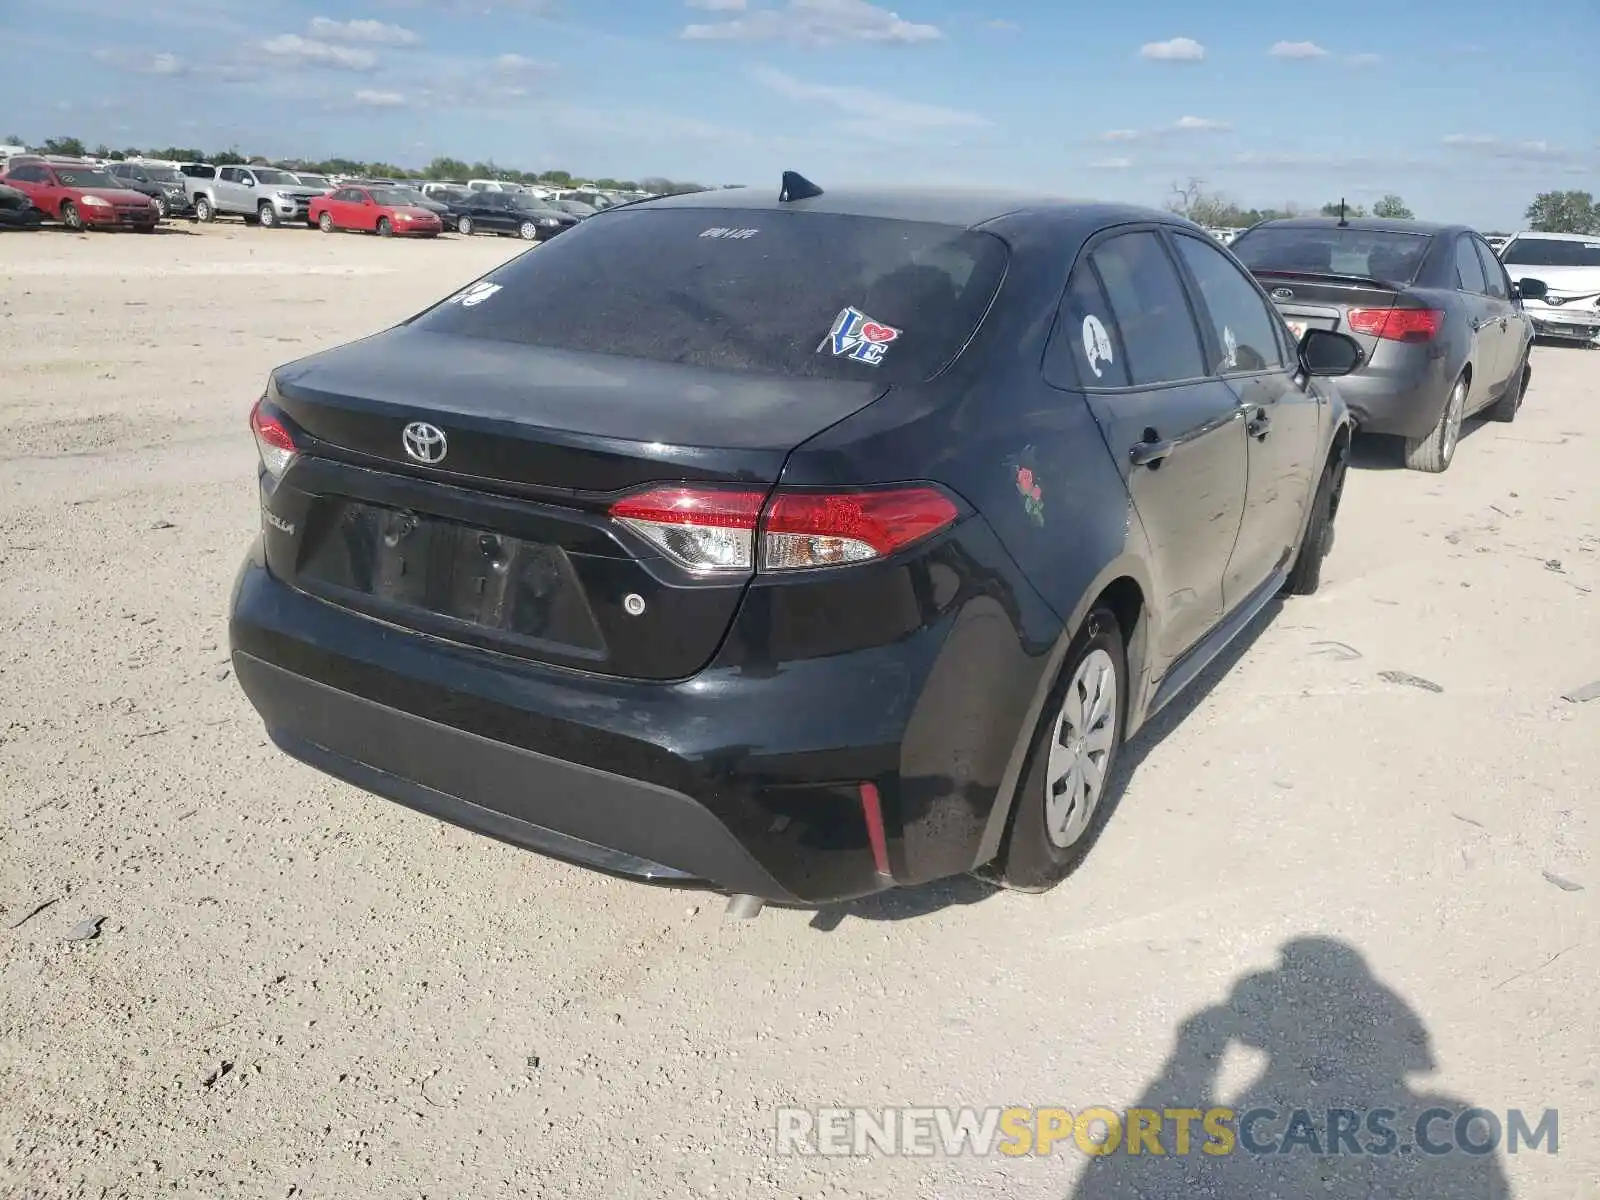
[41,135,87,156]
[3,133,24,146]
[1524,190,1599,234]
[1372,194,1414,219]
[426,156,470,180]
[1320,200,1368,219]
[539,169,572,185]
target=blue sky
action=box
[2,0,1595,226]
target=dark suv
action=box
[229,182,1360,914]
[105,161,196,219]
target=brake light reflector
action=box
[609,486,767,573]
[249,396,297,481]
[760,487,960,571]
[1347,307,1443,342]
[606,484,961,574]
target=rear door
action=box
[1471,235,1519,399]
[1451,233,1503,410]
[1168,229,1323,606]
[1050,227,1248,669]
[4,164,52,214]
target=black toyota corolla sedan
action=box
[229,173,1362,914]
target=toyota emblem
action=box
[402,421,448,464]
[1271,287,1295,300]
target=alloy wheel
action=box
[520,221,537,240]
[1441,378,1465,463]
[1044,648,1119,849]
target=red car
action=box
[310,185,442,238]
[0,159,158,231]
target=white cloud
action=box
[684,0,942,45]
[309,17,421,45]
[409,53,557,108]
[1092,158,1133,170]
[1139,37,1204,61]
[1442,133,1496,146]
[986,18,1019,31]
[92,48,188,75]
[1442,134,1581,162]
[257,34,377,70]
[1344,52,1381,68]
[749,65,984,139]
[686,0,746,8]
[1100,116,1231,141]
[353,88,406,106]
[1269,40,1329,59]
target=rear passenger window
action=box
[1171,233,1286,375]
[1089,232,1206,386]
[1047,259,1131,389]
[1454,237,1487,294]
[1474,240,1509,300]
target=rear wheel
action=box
[61,201,83,231]
[1487,352,1529,423]
[456,215,473,236]
[994,607,1128,891]
[318,212,334,233]
[377,217,392,238]
[1282,448,1347,596]
[1404,372,1466,473]
[257,202,277,228]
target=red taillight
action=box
[761,487,960,570]
[607,484,960,574]
[1347,307,1443,342]
[249,396,297,481]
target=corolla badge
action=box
[402,421,448,464]
[1271,287,1295,300]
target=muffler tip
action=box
[724,894,765,920]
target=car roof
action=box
[1507,230,1600,242]
[1247,216,1463,236]
[629,183,1172,232]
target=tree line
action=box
[8,135,717,196]
[1166,177,1600,236]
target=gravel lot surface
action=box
[1,223,1596,1199]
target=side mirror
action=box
[1298,328,1365,377]
[241,177,255,187]
[1514,277,1548,301]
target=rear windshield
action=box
[410,209,1009,383]
[1231,226,1432,284]
[1501,238,1600,268]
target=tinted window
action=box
[1454,236,1487,294]
[1171,233,1285,374]
[9,165,42,182]
[1087,231,1206,386]
[55,168,117,188]
[1501,237,1600,267]
[1048,260,1131,389]
[1232,226,1431,284]
[1474,240,1508,300]
[412,209,1010,384]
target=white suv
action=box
[1499,232,1600,345]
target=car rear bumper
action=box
[228,536,1053,905]
[1335,345,1453,439]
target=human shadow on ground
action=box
[1069,936,1516,1200]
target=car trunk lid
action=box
[262,328,891,680]
[1248,270,1410,360]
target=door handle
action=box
[1129,431,1176,468]
[1246,409,1271,439]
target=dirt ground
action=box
[1,222,1595,1199]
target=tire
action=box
[377,217,392,238]
[61,201,82,231]
[1487,351,1529,423]
[456,215,473,236]
[994,607,1128,891]
[318,212,334,233]
[154,196,168,219]
[194,196,214,223]
[258,202,277,229]
[519,220,538,241]
[1403,372,1467,473]
[135,224,156,234]
[1282,448,1347,596]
